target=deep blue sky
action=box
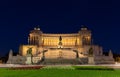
[0,0,120,56]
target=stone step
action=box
[40,58,89,65]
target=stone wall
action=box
[94,55,115,64]
[7,55,26,64]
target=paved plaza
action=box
[0,63,120,69]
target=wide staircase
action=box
[40,58,88,65]
[80,57,88,64]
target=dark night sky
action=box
[0,0,120,56]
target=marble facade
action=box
[7,26,115,64]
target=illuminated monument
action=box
[7,26,115,64]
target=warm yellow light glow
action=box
[42,37,82,46]
[20,45,37,56]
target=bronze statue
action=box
[59,36,62,41]
[58,36,62,46]
[27,47,32,55]
[88,47,93,56]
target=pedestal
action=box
[26,54,32,64]
[88,57,94,64]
